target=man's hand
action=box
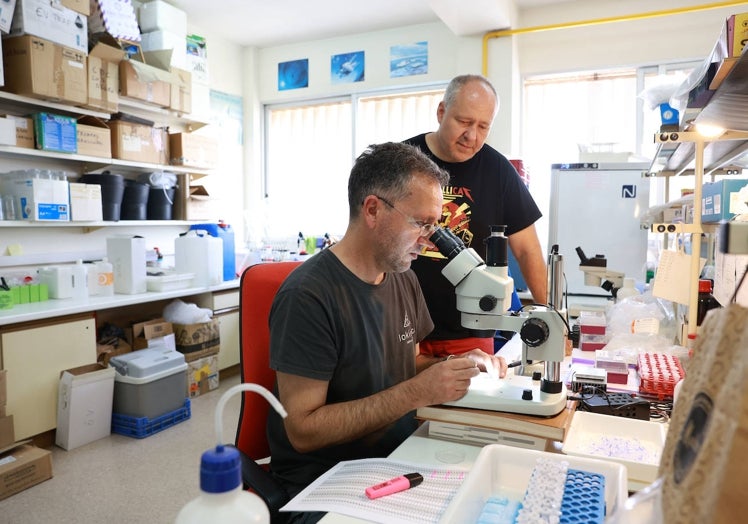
[458,349,508,379]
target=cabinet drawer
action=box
[213,290,239,311]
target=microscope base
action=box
[443,372,567,417]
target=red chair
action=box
[234,261,302,519]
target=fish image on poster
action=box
[331,51,365,84]
[278,59,309,91]
[390,42,428,78]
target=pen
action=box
[365,472,423,499]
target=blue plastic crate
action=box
[112,398,191,439]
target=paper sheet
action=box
[281,458,469,523]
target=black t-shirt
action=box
[267,249,433,496]
[404,133,542,340]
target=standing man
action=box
[405,74,547,358]
[267,142,507,523]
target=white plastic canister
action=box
[175,230,223,287]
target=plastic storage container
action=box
[80,173,125,221]
[175,230,223,287]
[189,222,236,281]
[120,180,149,220]
[109,348,188,419]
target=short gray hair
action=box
[443,74,498,109]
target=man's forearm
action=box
[286,381,423,453]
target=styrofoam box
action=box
[440,444,628,523]
[562,412,667,485]
[138,0,186,34]
[110,348,187,419]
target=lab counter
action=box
[0,279,240,327]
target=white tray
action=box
[145,271,195,292]
[562,411,668,486]
[440,443,627,523]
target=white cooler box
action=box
[109,348,187,419]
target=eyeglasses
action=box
[374,195,439,237]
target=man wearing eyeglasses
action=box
[405,74,547,359]
[267,142,507,523]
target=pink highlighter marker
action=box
[365,472,424,499]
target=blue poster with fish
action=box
[331,51,365,84]
[390,42,428,78]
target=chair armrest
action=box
[239,451,290,516]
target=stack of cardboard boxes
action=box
[0,0,218,222]
[0,369,54,501]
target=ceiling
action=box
[170,0,571,48]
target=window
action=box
[263,87,444,242]
[521,64,697,257]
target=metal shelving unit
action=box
[649,49,748,340]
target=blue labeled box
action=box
[701,179,748,223]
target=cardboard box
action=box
[55,363,115,450]
[0,115,34,148]
[187,354,219,398]
[9,0,87,53]
[69,182,103,221]
[169,132,218,169]
[119,56,172,107]
[88,0,140,42]
[33,112,77,153]
[6,176,70,221]
[86,41,126,112]
[173,319,220,362]
[0,0,17,34]
[107,119,169,165]
[169,68,192,114]
[106,235,146,294]
[61,0,90,15]
[130,318,173,350]
[728,12,748,57]
[76,116,111,158]
[1,35,87,106]
[175,181,221,221]
[702,179,748,223]
[0,444,52,501]
[0,416,13,449]
[96,338,132,366]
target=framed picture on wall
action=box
[278,58,309,91]
[390,42,428,78]
[331,51,365,84]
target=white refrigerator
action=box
[548,162,651,298]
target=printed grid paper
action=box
[281,458,469,523]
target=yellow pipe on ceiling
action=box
[481,0,748,75]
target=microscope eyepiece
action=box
[429,227,465,260]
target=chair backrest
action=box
[235,261,302,461]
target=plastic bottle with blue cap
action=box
[175,384,287,523]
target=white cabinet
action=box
[0,314,97,440]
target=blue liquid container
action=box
[189,222,236,281]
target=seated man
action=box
[267,142,507,523]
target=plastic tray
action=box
[112,398,191,439]
[145,271,195,292]
[562,411,667,486]
[439,444,627,523]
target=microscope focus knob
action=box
[520,318,549,348]
[522,389,533,400]
[479,295,498,312]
